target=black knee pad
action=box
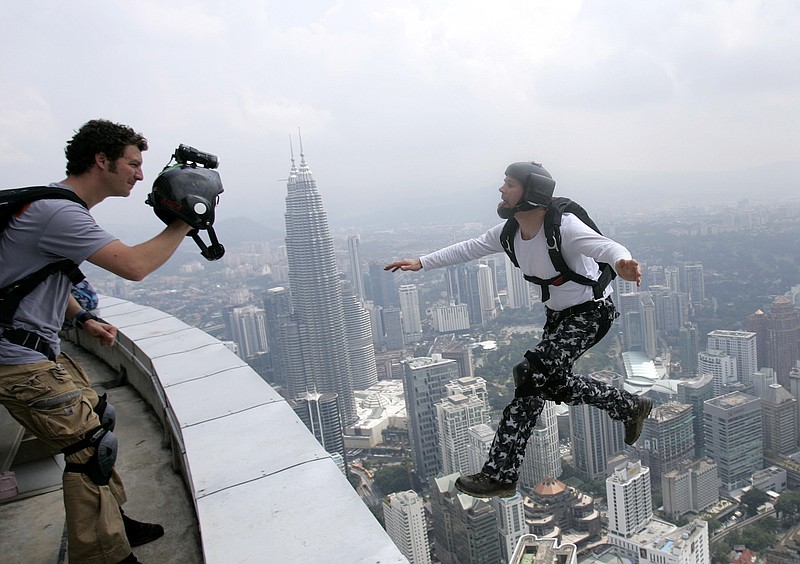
[62,427,118,486]
[94,393,116,432]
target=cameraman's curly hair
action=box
[65,119,148,175]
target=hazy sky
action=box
[2,1,799,231]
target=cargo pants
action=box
[482,298,640,484]
[0,353,131,563]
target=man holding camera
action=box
[0,119,195,563]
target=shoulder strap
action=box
[0,187,88,326]
[499,217,520,267]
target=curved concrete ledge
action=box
[72,295,407,564]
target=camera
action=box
[174,144,219,169]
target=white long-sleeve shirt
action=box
[419,213,632,311]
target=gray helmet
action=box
[506,161,555,205]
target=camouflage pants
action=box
[482,297,639,483]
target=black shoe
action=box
[117,553,140,564]
[624,396,653,445]
[122,512,164,547]
[455,473,517,498]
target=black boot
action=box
[117,553,139,563]
[121,509,164,547]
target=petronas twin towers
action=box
[281,148,357,425]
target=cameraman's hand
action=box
[84,319,118,347]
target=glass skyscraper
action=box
[283,149,356,424]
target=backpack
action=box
[499,196,616,302]
[0,186,88,326]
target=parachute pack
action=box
[499,196,616,302]
[0,186,88,326]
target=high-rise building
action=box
[683,263,705,305]
[704,391,762,492]
[640,402,695,483]
[368,261,400,309]
[504,254,531,310]
[707,329,758,387]
[403,355,460,485]
[664,266,680,292]
[662,459,720,518]
[520,400,562,489]
[746,308,769,372]
[762,383,798,456]
[430,473,501,564]
[398,284,423,342]
[263,286,292,386]
[477,263,498,322]
[283,149,356,424]
[491,494,527,563]
[677,373,715,458]
[640,292,657,358]
[341,281,378,390]
[382,307,405,350]
[678,323,700,374]
[430,303,470,333]
[766,296,800,387]
[346,234,367,303]
[225,304,269,360]
[289,390,345,461]
[606,460,652,539]
[698,349,737,396]
[436,393,490,475]
[466,423,494,475]
[569,371,626,481]
[383,490,432,564]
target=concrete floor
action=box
[0,341,203,563]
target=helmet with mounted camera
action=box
[498,161,556,219]
[146,165,223,229]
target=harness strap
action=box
[0,328,56,361]
[0,260,85,325]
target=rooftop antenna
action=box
[298,126,306,164]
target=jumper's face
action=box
[499,175,524,209]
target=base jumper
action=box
[385,160,652,498]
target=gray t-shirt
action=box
[0,184,117,364]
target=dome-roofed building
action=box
[523,477,601,549]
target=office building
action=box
[504,254,532,309]
[683,262,705,305]
[398,284,423,342]
[403,355,460,485]
[766,296,800,387]
[698,349,737,396]
[368,261,400,309]
[704,391,762,492]
[678,323,700,375]
[491,494,527,564]
[520,400,561,489]
[707,329,758,387]
[476,263,498,322]
[341,281,378,390]
[436,390,490,475]
[283,149,356,424]
[762,383,798,456]
[225,304,268,360]
[662,459,720,518]
[289,390,345,461]
[677,373,715,458]
[382,307,405,350]
[346,234,367,303]
[640,402,695,483]
[466,423,494,475]
[606,460,652,539]
[430,473,501,564]
[569,371,626,481]
[383,490,431,564]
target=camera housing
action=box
[174,144,219,169]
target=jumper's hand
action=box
[384,258,422,272]
[616,258,642,286]
[83,319,118,347]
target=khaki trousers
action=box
[0,353,131,563]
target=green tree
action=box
[776,490,800,524]
[372,464,412,496]
[740,489,769,517]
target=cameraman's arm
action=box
[88,220,193,281]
